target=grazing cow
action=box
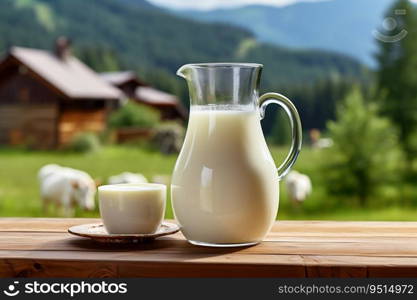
[285,171,312,206]
[315,138,333,149]
[108,172,148,185]
[38,164,96,216]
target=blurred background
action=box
[0,0,416,220]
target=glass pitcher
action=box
[171,63,302,247]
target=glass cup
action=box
[98,183,166,234]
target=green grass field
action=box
[1,145,417,221]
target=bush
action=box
[109,101,160,129]
[323,88,403,206]
[151,122,185,154]
[68,132,101,153]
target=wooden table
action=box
[0,218,417,277]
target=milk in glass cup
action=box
[98,183,166,234]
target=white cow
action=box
[285,171,312,206]
[315,138,333,149]
[108,172,148,185]
[38,164,96,216]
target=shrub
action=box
[323,88,403,206]
[109,101,160,129]
[151,122,185,154]
[68,132,101,153]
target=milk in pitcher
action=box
[172,62,302,247]
[171,106,279,245]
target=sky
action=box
[147,0,326,11]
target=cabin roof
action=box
[100,71,181,107]
[100,71,145,86]
[5,47,122,100]
[135,86,179,106]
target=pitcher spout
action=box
[176,64,191,79]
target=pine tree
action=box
[376,0,417,161]
[324,88,402,206]
[75,46,122,72]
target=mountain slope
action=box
[0,0,366,90]
[178,0,394,66]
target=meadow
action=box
[1,145,416,221]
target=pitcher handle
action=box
[259,92,302,180]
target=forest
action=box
[0,0,369,135]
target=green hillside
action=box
[177,0,394,66]
[0,0,371,133]
[0,0,367,89]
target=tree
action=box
[376,0,417,161]
[109,101,160,129]
[269,110,291,146]
[323,88,402,206]
[75,46,122,72]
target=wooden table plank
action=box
[4,218,417,235]
[1,251,417,277]
[0,218,98,232]
[1,232,417,257]
[1,218,417,277]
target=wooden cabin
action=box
[100,71,187,121]
[0,40,122,149]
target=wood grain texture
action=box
[1,218,417,277]
[58,108,106,144]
